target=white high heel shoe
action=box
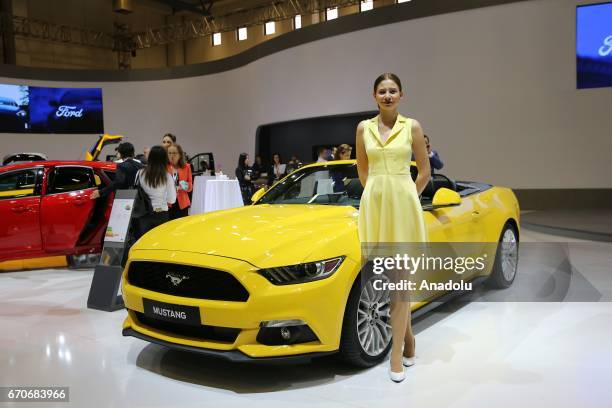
[403,337,416,367]
[402,356,415,367]
[388,366,405,383]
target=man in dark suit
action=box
[424,135,444,175]
[91,142,143,199]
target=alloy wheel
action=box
[501,228,518,282]
[357,276,392,356]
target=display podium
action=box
[87,189,137,312]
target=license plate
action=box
[142,298,201,326]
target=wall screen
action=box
[577,2,612,89]
[0,84,104,133]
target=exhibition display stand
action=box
[87,190,136,312]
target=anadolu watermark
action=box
[370,253,488,292]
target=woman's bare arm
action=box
[356,121,369,187]
[411,119,431,196]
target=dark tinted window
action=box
[49,167,95,193]
[0,169,38,199]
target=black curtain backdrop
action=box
[256,111,377,165]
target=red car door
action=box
[0,167,43,261]
[40,166,97,253]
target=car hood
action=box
[133,204,360,268]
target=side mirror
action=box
[251,187,266,204]
[432,188,461,208]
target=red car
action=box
[0,160,116,264]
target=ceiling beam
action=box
[150,0,212,15]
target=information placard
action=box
[105,199,135,243]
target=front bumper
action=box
[122,327,336,364]
[122,249,358,359]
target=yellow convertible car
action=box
[122,160,519,366]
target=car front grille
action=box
[127,261,249,301]
[134,312,240,343]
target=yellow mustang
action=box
[122,160,519,366]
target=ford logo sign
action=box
[55,105,84,118]
[599,35,612,57]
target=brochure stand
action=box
[87,189,137,312]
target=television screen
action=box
[577,2,612,89]
[0,84,29,132]
[0,84,104,133]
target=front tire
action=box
[339,273,392,367]
[486,223,519,289]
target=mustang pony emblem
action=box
[165,272,190,286]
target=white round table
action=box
[189,177,244,215]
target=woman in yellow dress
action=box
[356,73,431,382]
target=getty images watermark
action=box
[362,242,607,303]
[370,252,489,292]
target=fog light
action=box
[257,320,318,345]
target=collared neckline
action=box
[370,114,407,147]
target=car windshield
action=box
[257,163,363,207]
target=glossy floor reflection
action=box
[1,228,612,407]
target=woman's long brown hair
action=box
[143,145,170,188]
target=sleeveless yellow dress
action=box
[358,114,428,243]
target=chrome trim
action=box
[260,319,307,328]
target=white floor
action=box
[1,228,612,408]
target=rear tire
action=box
[486,223,519,289]
[339,273,392,367]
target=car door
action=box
[40,166,97,253]
[416,190,488,301]
[0,167,43,260]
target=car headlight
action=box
[258,256,345,285]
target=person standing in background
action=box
[329,146,338,161]
[167,144,193,219]
[286,155,302,174]
[331,144,352,193]
[91,142,142,200]
[236,153,254,204]
[336,144,352,160]
[316,147,329,163]
[424,135,444,175]
[411,134,444,175]
[162,133,176,151]
[267,153,285,186]
[134,145,176,241]
[252,155,267,180]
